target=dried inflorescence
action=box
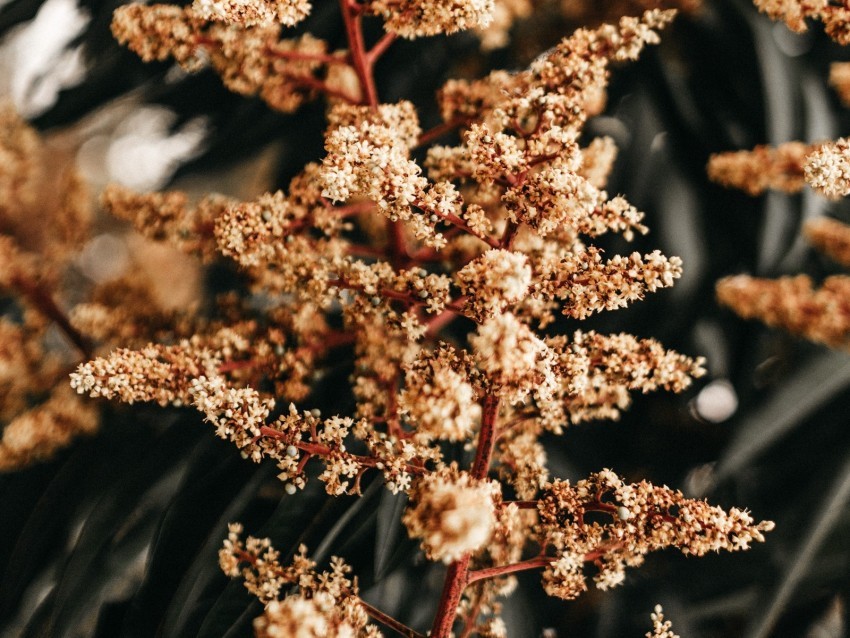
[536,470,774,599]
[220,524,380,636]
[707,142,816,196]
[646,605,679,638]
[717,274,850,349]
[753,0,850,44]
[102,185,236,261]
[829,61,850,107]
[0,387,98,471]
[708,138,850,199]
[804,137,850,199]
[59,3,775,635]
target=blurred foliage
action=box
[1,0,850,636]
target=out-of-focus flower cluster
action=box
[754,0,850,44]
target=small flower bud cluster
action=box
[322,102,452,248]
[111,6,333,113]
[0,387,98,472]
[532,247,683,320]
[646,605,679,638]
[456,249,532,321]
[549,330,706,426]
[470,312,559,404]
[503,165,647,239]
[804,137,850,199]
[220,525,379,636]
[71,342,219,407]
[536,470,774,599]
[398,348,481,441]
[403,466,501,563]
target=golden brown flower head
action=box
[470,312,559,404]
[537,470,774,599]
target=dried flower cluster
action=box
[0,0,777,635]
[219,524,381,636]
[646,605,679,638]
[754,0,850,43]
[536,470,774,599]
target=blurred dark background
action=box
[1,0,849,636]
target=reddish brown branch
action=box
[366,32,398,66]
[357,598,426,638]
[416,118,470,149]
[429,555,472,638]
[429,394,502,637]
[465,556,552,585]
[340,0,378,107]
[13,276,92,358]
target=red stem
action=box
[13,276,92,358]
[340,0,378,107]
[416,118,469,149]
[267,46,343,65]
[501,500,539,509]
[465,556,552,585]
[357,598,425,638]
[366,32,398,66]
[387,218,409,268]
[430,555,471,638]
[472,394,500,479]
[429,394,501,637]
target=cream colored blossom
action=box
[804,138,850,199]
[646,605,680,638]
[470,312,559,404]
[193,0,311,27]
[707,141,815,196]
[456,249,532,320]
[321,103,446,248]
[803,217,850,267]
[533,247,682,320]
[368,0,495,38]
[0,387,98,472]
[717,274,850,349]
[403,467,501,563]
[398,350,481,441]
